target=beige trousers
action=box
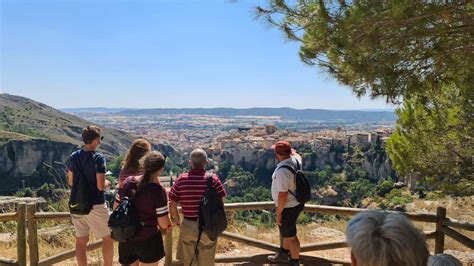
[176,218,217,266]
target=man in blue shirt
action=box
[66,125,113,266]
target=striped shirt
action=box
[169,169,226,219]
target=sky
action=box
[0,0,394,110]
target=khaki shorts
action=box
[176,218,217,266]
[71,203,110,238]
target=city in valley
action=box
[74,111,394,162]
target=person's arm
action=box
[158,215,171,230]
[67,170,73,187]
[113,191,121,210]
[276,192,288,226]
[66,155,73,188]
[157,188,171,230]
[96,173,106,191]
[219,197,225,206]
[274,170,290,225]
[213,175,227,207]
[95,154,108,191]
[169,200,181,226]
[293,152,302,163]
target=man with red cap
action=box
[268,141,304,266]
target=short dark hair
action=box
[82,125,101,144]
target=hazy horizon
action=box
[60,105,395,111]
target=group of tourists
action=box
[66,125,461,266]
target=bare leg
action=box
[76,235,89,266]
[284,236,300,259]
[102,235,114,266]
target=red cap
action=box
[271,140,294,156]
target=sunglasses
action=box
[100,136,104,141]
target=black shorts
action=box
[118,233,165,264]
[278,204,304,238]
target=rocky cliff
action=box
[0,136,78,192]
[223,148,396,181]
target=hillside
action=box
[117,107,396,122]
[0,93,135,156]
[0,94,182,193]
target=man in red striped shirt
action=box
[169,148,226,265]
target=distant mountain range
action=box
[62,107,396,122]
[61,107,139,113]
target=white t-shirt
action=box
[271,156,302,208]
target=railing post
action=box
[16,203,27,266]
[164,228,173,266]
[435,206,446,254]
[27,203,39,266]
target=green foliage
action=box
[164,153,188,175]
[297,212,312,224]
[386,84,473,196]
[257,1,472,102]
[258,1,473,196]
[107,156,123,178]
[377,180,395,197]
[425,191,445,200]
[348,179,376,206]
[217,160,233,180]
[15,187,35,197]
[379,188,413,210]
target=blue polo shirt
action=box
[67,149,107,205]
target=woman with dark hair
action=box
[118,138,152,188]
[116,151,171,265]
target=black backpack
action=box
[278,160,311,204]
[108,196,140,242]
[69,151,93,215]
[190,174,227,265]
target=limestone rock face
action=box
[224,147,397,182]
[0,139,77,192]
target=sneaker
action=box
[288,258,300,266]
[267,251,289,264]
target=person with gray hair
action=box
[346,210,429,266]
[428,254,462,266]
[169,148,227,265]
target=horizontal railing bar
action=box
[0,257,17,265]
[443,218,474,231]
[220,231,280,252]
[303,205,438,223]
[224,202,275,211]
[171,255,351,265]
[0,213,17,222]
[441,226,474,249]
[215,254,351,264]
[425,230,437,239]
[300,240,347,252]
[38,240,102,266]
[34,212,70,221]
[225,201,439,222]
[31,202,440,223]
